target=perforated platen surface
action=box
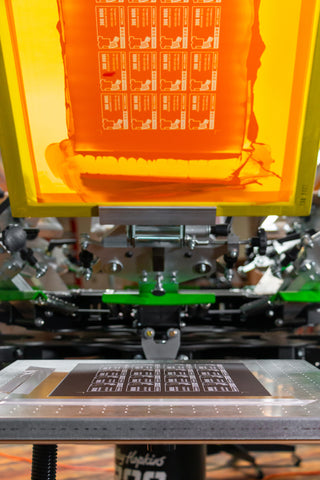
[50,362,270,397]
[0,360,320,442]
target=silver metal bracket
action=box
[141,328,181,360]
[99,207,216,226]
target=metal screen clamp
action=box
[99,206,216,226]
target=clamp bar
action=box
[99,207,216,226]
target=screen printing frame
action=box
[0,1,320,218]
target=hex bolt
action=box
[199,263,209,273]
[143,328,155,339]
[35,263,48,279]
[301,262,314,272]
[230,249,238,258]
[171,272,177,281]
[130,308,137,319]
[81,235,90,250]
[225,268,233,283]
[167,328,179,338]
[84,268,92,281]
[201,304,211,310]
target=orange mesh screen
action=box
[57,0,256,157]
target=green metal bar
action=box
[273,291,320,303]
[102,291,216,306]
[0,290,46,301]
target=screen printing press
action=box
[1,0,320,479]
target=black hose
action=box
[31,445,58,480]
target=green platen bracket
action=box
[102,291,216,306]
[0,290,47,301]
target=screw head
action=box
[168,328,179,338]
[275,318,284,327]
[143,328,155,339]
[84,267,92,281]
[141,271,148,283]
[193,261,211,275]
[230,249,238,258]
[178,354,189,360]
[108,260,123,274]
[34,318,45,328]
[15,348,24,359]
[35,264,48,279]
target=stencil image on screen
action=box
[50,362,271,397]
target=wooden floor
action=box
[0,444,320,479]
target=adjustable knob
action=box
[2,225,27,252]
[250,228,267,255]
[152,273,166,296]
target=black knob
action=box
[250,228,267,256]
[2,225,27,252]
[79,249,94,268]
[211,223,231,237]
[20,247,37,266]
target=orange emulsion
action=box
[56,0,258,157]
